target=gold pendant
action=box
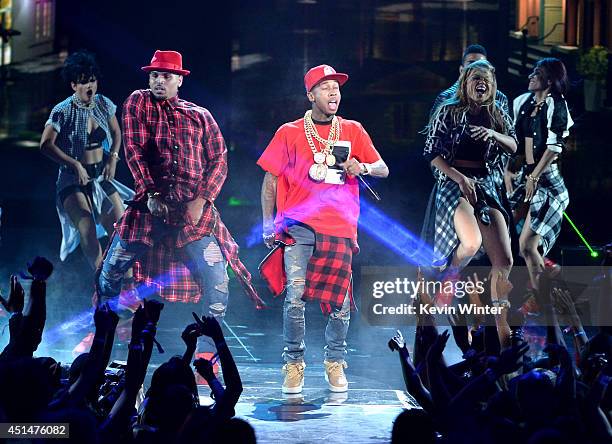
[325,154,336,166]
[313,152,326,164]
[308,163,328,182]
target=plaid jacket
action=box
[116,90,226,248]
[131,209,265,308]
[116,90,263,308]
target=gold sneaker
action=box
[324,360,348,392]
[282,361,306,394]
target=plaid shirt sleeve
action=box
[497,90,510,117]
[424,105,452,163]
[197,110,228,202]
[430,89,450,119]
[122,91,157,194]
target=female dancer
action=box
[40,51,133,269]
[424,60,517,300]
[508,58,573,290]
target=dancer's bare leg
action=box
[450,197,482,269]
[519,212,544,290]
[64,191,102,269]
[478,208,513,298]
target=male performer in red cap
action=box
[258,64,389,393]
[97,50,263,345]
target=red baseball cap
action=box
[304,64,349,92]
[141,50,190,76]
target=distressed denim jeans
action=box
[283,223,350,364]
[98,228,229,350]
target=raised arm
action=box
[193,314,242,419]
[389,330,434,413]
[0,275,25,362]
[68,304,119,405]
[181,323,202,364]
[101,300,163,437]
[425,330,452,412]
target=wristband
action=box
[360,163,370,176]
[492,299,511,309]
[109,152,120,160]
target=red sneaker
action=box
[543,257,561,277]
[434,269,460,307]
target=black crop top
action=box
[453,112,490,162]
[86,126,106,150]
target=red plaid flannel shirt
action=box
[278,230,358,314]
[116,89,226,247]
[131,211,264,308]
[116,90,263,308]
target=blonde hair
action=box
[429,60,509,134]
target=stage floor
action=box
[197,365,419,443]
[151,299,429,443]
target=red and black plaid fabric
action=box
[114,89,263,308]
[116,89,227,248]
[131,210,265,308]
[302,233,357,314]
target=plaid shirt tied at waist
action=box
[278,230,358,315]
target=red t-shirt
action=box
[257,116,381,239]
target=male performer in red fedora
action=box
[258,64,389,393]
[97,50,263,346]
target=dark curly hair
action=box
[535,57,569,96]
[462,44,487,64]
[61,50,101,86]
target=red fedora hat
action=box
[141,50,190,76]
[304,64,348,92]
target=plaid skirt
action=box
[508,163,569,256]
[430,169,509,265]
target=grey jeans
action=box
[98,231,229,351]
[283,223,351,363]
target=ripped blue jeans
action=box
[98,228,229,351]
[283,224,351,364]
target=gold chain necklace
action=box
[303,110,340,181]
